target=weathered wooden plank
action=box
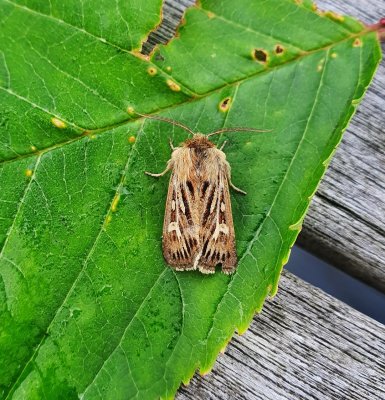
[301,0,385,292]
[177,271,385,400]
[144,0,385,292]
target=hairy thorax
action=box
[171,134,229,182]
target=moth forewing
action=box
[147,134,240,274]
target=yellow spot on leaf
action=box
[111,194,120,213]
[353,38,362,47]
[128,135,136,144]
[25,169,33,177]
[166,79,181,92]
[317,58,325,72]
[324,11,345,22]
[166,66,172,72]
[106,214,112,225]
[30,145,37,152]
[51,117,66,129]
[147,67,157,76]
[331,52,338,58]
[127,106,135,115]
[289,220,303,231]
[207,11,215,19]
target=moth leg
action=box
[169,138,175,150]
[144,166,170,178]
[219,140,228,151]
[229,181,247,195]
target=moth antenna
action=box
[207,127,271,138]
[135,112,195,136]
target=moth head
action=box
[184,134,215,149]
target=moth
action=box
[141,113,266,274]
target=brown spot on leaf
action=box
[252,49,268,63]
[128,135,136,144]
[353,38,362,47]
[219,97,232,112]
[275,45,284,55]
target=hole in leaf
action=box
[275,45,284,55]
[154,52,164,61]
[219,97,232,112]
[252,49,268,63]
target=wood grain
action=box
[177,271,385,400]
[144,0,385,292]
[300,0,385,293]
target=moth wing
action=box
[198,170,237,274]
[162,172,201,270]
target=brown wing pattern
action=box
[162,172,200,270]
[198,172,237,274]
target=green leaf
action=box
[0,0,381,399]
